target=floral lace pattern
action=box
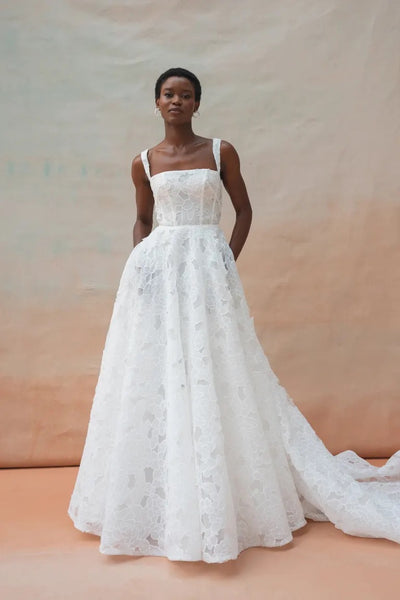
[68,138,400,563]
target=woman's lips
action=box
[169,108,182,113]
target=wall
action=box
[1,0,399,466]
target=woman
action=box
[131,68,252,260]
[68,67,400,563]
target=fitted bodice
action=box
[141,139,223,226]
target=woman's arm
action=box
[220,140,253,261]
[130,154,155,247]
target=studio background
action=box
[1,0,399,467]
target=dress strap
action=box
[141,149,151,180]
[212,138,221,173]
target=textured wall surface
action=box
[1,0,399,466]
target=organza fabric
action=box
[68,138,400,563]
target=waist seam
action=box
[156,224,220,228]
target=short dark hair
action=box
[155,68,202,102]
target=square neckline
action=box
[150,167,220,180]
[144,138,221,180]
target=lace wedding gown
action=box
[68,138,400,563]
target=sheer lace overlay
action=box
[68,138,400,563]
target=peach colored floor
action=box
[1,462,399,600]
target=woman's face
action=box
[156,76,199,122]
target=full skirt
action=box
[68,224,400,563]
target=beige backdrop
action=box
[1,0,399,467]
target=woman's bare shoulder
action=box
[219,139,241,171]
[131,152,144,172]
[131,151,150,185]
[220,139,239,155]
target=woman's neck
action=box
[162,123,198,148]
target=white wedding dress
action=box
[68,138,400,563]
